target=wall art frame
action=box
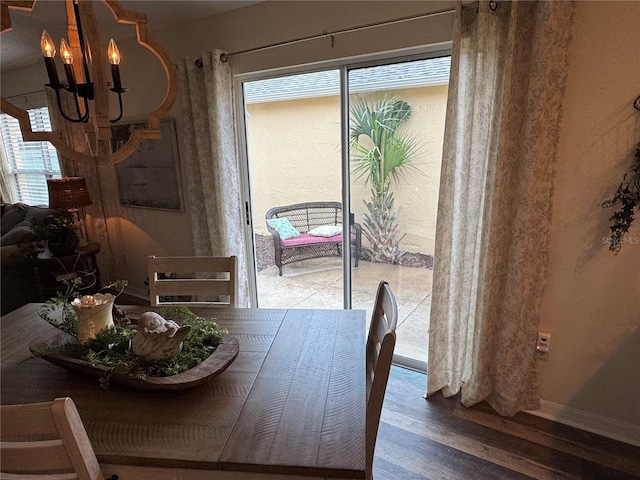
[111,118,183,211]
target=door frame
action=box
[234,44,452,308]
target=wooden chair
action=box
[0,397,109,480]
[148,255,238,307]
[366,280,398,480]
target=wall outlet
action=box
[535,332,551,360]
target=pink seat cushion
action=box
[281,233,355,247]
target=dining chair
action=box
[366,280,398,480]
[0,396,113,480]
[148,255,238,307]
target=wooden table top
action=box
[1,304,366,478]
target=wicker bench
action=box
[265,202,362,276]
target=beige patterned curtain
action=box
[46,90,117,284]
[426,0,575,416]
[178,51,249,306]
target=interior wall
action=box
[538,0,640,438]
[157,1,455,74]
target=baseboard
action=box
[526,400,640,447]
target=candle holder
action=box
[72,293,115,343]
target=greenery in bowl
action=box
[33,215,75,243]
[38,278,126,336]
[37,279,227,388]
[16,215,78,259]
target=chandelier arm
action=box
[78,95,90,123]
[109,91,124,123]
[72,0,92,86]
[71,92,83,120]
[54,88,84,123]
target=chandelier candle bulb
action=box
[59,38,78,92]
[40,30,55,57]
[108,39,124,92]
[40,31,61,88]
[59,38,73,64]
[108,38,121,65]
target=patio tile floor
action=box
[257,258,432,366]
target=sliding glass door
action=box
[240,69,346,310]
[347,57,450,369]
[237,53,450,370]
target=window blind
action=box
[0,107,61,205]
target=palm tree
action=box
[349,95,420,263]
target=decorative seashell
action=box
[131,311,191,361]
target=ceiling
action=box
[1,0,260,72]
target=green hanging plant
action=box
[600,143,640,254]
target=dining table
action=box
[0,303,366,479]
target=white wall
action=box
[114,0,640,440]
[159,4,640,440]
[538,1,640,442]
[157,1,455,74]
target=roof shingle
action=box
[243,56,450,104]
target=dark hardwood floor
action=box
[376,366,640,480]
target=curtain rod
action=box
[219,2,492,63]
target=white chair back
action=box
[148,255,238,307]
[366,280,398,480]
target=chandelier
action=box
[0,0,177,165]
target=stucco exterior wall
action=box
[247,84,448,255]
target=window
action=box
[0,107,61,205]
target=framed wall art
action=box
[111,118,183,211]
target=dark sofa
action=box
[1,204,68,315]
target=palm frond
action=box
[351,146,381,187]
[381,131,422,186]
[348,93,421,260]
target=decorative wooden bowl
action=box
[29,332,239,391]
